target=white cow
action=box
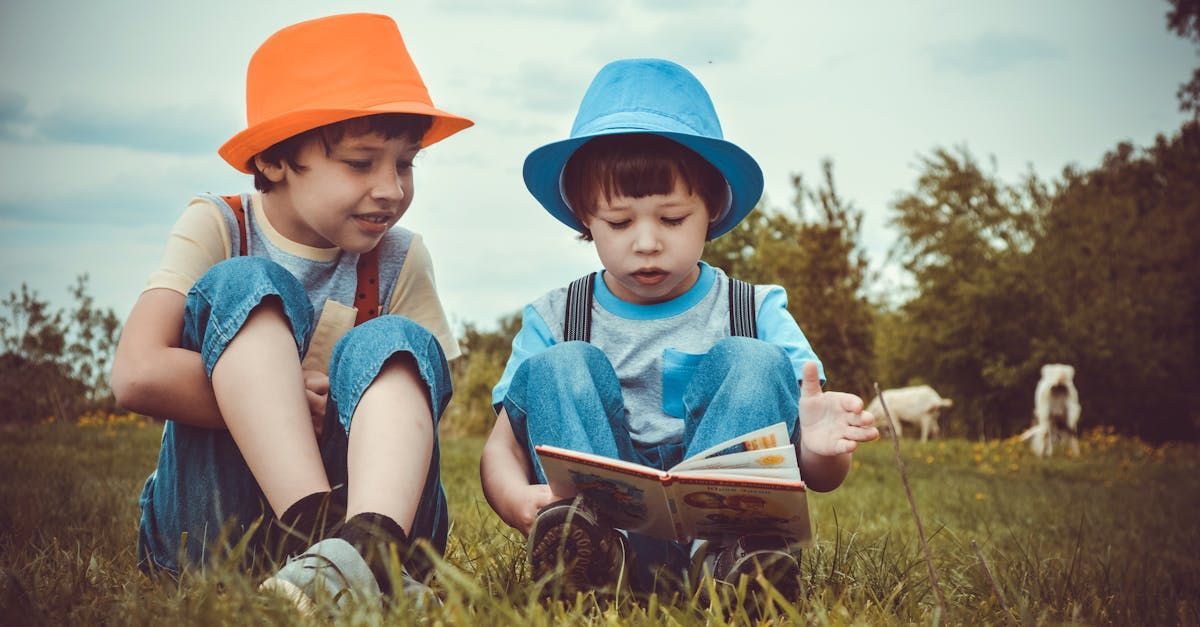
[865,385,954,442]
[1020,364,1081,457]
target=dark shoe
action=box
[695,535,802,607]
[527,497,628,597]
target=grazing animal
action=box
[865,385,954,442]
[1020,363,1081,457]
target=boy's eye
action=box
[604,219,631,230]
[344,160,372,171]
[662,215,688,226]
[395,160,414,172]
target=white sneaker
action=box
[260,538,381,614]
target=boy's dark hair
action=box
[252,113,434,192]
[561,134,728,241]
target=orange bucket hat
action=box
[219,13,473,173]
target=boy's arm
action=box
[110,288,227,429]
[480,407,565,535]
[795,361,878,492]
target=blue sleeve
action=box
[756,285,825,386]
[491,304,557,411]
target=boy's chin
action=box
[338,235,385,255]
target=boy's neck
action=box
[596,263,714,319]
[258,191,336,250]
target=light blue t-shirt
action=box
[492,262,823,448]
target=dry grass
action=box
[1,419,1198,625]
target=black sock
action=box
[336,512,412,595]
[268,491,343,561]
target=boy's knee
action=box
[190,257,312,328]
[518,341,615,389]
[328,315,451,425]
[198,257,296,292]
[330,315,443,373]
[529,341,608,373]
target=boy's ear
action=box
[253,155,287,184]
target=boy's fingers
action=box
[304,371,330,394]
[844,426,878,442]
[800,361,822,397]
[839,393,863,412]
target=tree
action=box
[705,160,875,398]
[1028,122,1200,440]
[883,147,1047,438]
[442,312,522,436]
[0,276,120,422]
[1167,0,1200,116]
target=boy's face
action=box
[258,132,419,253]
[583,179,710,305]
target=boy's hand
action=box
[507,484,568,536]
[302,369,329,437]
[798,361,878,457]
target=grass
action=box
[1,415,1198,625]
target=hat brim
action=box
[523,130,763,240]
[219,101,474,173]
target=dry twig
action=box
[971,539,1015,625]
[875,382,947,612]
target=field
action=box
[1,415,1198,625]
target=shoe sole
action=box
[260,576,317,615]
[725,550,802,602]
[528,500,622,596]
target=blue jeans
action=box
[502,338,799,591]
[137,257,452,576]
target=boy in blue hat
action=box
[480,59,879,597]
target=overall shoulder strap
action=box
[728,277,757,338]
[353,248,380,326]
[563,273,596,342]
[221,194,248,256]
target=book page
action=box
[672,443,798,474]
[536,446,678,540]
[676,467,801,480]
[669,474,811,544]
[674,422,791,469]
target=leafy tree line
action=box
[0,276,121,422]
[441,123,1198,442]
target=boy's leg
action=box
[320,315,452,586]
[502,341,637,483]
[680,337,804,605]
[502,342,635,595]
[138,257,323,575]
[681,337,800,457]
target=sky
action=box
[0,0,1194,333]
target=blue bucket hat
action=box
[523,58,763,240]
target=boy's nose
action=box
[371,171,405,205]
[632,226,662,254]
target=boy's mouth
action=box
[632,269,668,286]
[353,212,393,233]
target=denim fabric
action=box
[502,337,799,592]
[137,257,451,576]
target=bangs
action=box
[562,134,726,217]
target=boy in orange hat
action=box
[111,13,472,610]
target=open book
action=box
[536,422,811,544]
